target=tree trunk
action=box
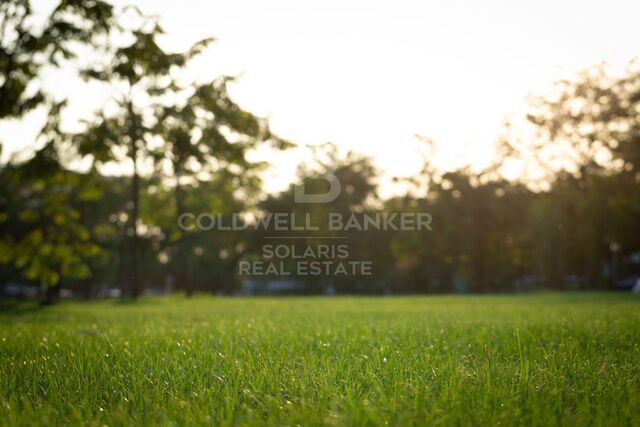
[175,169,192,297]
[42,285,59,305]
[129,144,141,298]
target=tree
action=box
[506,62,640,287]
[0,0,112,119]
[503,62,640,180]
[254,146,388,294]
[75,8,214,297]
[0,103,101,303]
[0,0,112,301]
[154,77,292,296]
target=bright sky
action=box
[3,0,640,195]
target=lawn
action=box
[1,293,639,426]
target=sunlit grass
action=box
[1,293,639,426]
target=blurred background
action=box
[1,0,640,302]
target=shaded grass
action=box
[1,293,639,426]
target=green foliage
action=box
[72,5,292,296]
[524,62,640,174]
[0,0,113,119]
[2,2,639,297]
[0,148,101,286]
[254,147,391,292]
[0,0,112,292]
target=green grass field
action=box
[1,293,639,426]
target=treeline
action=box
[1,1,639,299]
